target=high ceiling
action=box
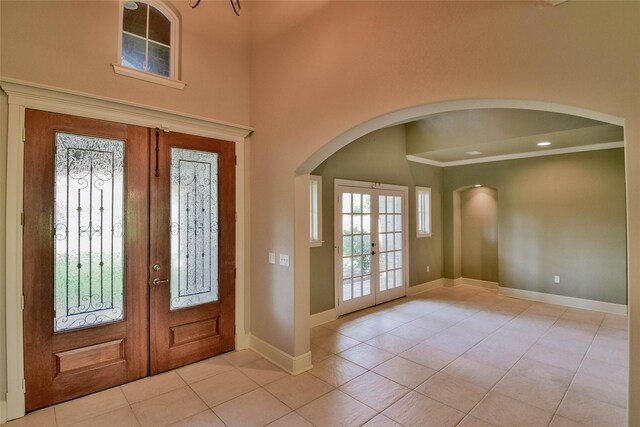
[405,109,624,166]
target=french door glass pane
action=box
[378,195,403,291]
[54,132,125,332]
[170,148,219,310]
[341,192,372,301]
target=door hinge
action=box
[337,298,340,307]
[234,268,237,279]
[22,127,26,142]
[235,155,237,166]
[22,378,26,393]
[21,212,25,226]
[21,295,25,310]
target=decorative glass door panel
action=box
[54,133,125,332]
[170,148,219,310]
[336,184,406,315]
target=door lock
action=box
[153,264,161,271]
[152,278,169,286]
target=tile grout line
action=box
[549,313,624,426]
[441,301,570,425]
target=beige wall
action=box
[249,2,640,421]
[460,187,499,283]
[0,0,251,125]
[309,125,443,315]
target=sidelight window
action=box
[416,186,432,237]
[310,175,323,246]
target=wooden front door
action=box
[149,131,235,373]
[23,111,236,411]
[23,110,149,411]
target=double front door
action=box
[23,110,235,411]
[335,183,408,315]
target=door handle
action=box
[152,278,169,286]
[371,251,376,255]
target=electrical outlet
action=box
[427,266,430,273]
[279,254,290,267]
[554,275,560,284]
[268,252,276,264]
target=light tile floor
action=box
[5,286,628,427]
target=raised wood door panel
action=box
[23,110,149,411]
[149,131,235,373]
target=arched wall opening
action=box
[293,98,627,365]
[452,185,499,289]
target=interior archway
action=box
[293,98,627,364]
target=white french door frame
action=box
[0,78,253,421]
[334,179,409,316]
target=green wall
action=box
[444,149,627,304]
[310,125,443,315]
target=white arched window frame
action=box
[112,0,185,90]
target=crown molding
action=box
[407,141,624,168]
[0,77,254,142]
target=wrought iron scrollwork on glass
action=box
[54,133,125,332]
[170,148,220,310]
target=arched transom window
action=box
[118,0,181,84]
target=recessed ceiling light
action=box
[474,184,482,188]
[124,1,138,10]
[466,151,482,155]
[537,141,551,147]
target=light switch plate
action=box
[268,252,276,264]
[279,254,290,267]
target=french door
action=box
[335,182,408,315]
[23,110,235,411]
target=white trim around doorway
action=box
[0,78,253,420]
[333,179,409,316]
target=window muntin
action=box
[310,175,323,246]
[121,1,173,78]
[416,186,432,237]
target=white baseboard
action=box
[408,278,447,296]
[236,332,251,350]
[453,277,499,290]
[310,308,338,328]
[1,400,7,423]
[249,334,313,375]
[498,286,628,315]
